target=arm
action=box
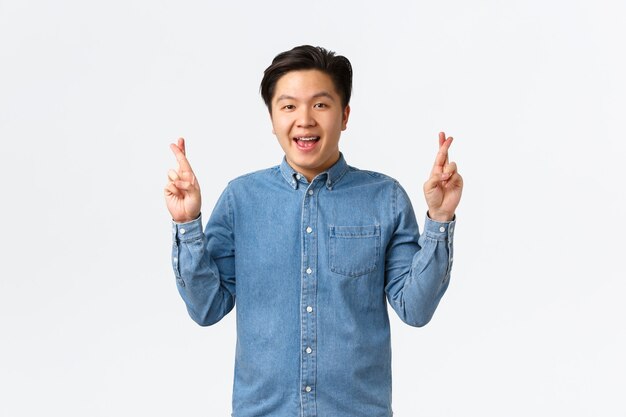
[172,192,236,326]
[384,132,462,326]
[384,185,455,327]
[166,138,236,326]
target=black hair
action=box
[260,45,352,112]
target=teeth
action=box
[297,137,319,141]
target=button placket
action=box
[300,181,319,416]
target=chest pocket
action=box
[329,225,381,277]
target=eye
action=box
[282,104,295,110]
[314,103,327,109]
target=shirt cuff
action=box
[171,214,203,242]
[423,213,456,241]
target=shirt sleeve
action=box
[171,186,236,326]
[384,182,455,327]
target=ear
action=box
[341,105,351,131]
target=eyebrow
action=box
[275,91,336,102]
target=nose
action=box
[296,107,316,127]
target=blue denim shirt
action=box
[171,155,455,417]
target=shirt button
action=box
[179,228,186,234]
[306,347,312,354]
[439,226,445,233]
[306,306,313,313]
[306,267,312,274]
[308,189,314,196]
[306,226,313,234]
[305,386,312,393]
[450,226,454,233]
[296,174,301,180]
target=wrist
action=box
[173,212,201,224]
[427,210,454,222]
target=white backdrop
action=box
[1,1,624,416]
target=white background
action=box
[1,1,624,416]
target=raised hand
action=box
[423,132,463,222]
[164,138,202,223]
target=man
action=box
[165,45,462,417]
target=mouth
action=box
[293,136,320,150]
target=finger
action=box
[439,132,446,148]
[441,161,458,180]
[445,171,463,189]
[174,180,193,191]
[164,182,183,198]
[178,137,186,155]
[432,137,453,172]
[424,172,445,192]
[168,169,180,182]
[170,143,193,172]
[438,132,450,166]
[424,176,439,192]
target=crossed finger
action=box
[168,169,180,182]
[432,132,453,174]
[170,137,193,173]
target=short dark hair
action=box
[260,45,352,112]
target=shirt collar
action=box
[280,153,349,190]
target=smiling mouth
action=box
[293,136,320,149]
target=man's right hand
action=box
[165,138,202,223]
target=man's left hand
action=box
[423,132,463,222]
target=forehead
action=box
[273,69,339,101]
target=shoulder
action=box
[343,165,413,210]
[342,165,400,189]
[226,165,281,189]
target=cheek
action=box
[333,118,346,134]
[271,118,290,137]
[275,125,289,139]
